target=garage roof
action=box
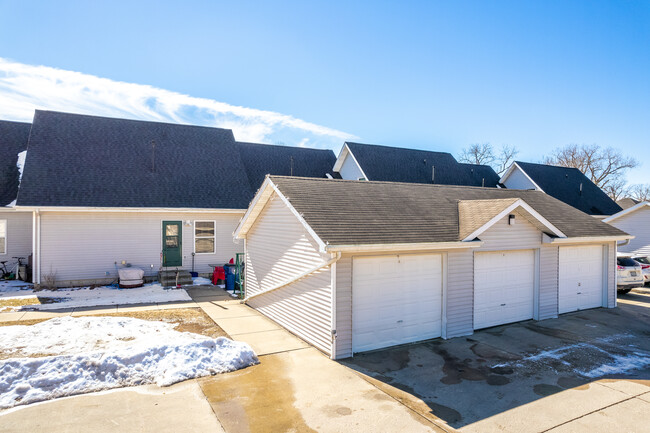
[261,176,628,246]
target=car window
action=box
[634,257,650,265]
[618,257,639,267]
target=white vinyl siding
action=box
[337,152,366,180]
[607,206,650,256]
[194,220,216,254]
[352,254,443,353]
[38,211,242,284]
[446,249,474,338]
[502,166,537,190]
[0,211,32,259]
[477,209,542,251]
[0,219,5,254]
[335,254,353,359]
[245,195,333,355]
[607,242,616,308]
[539,245,559,319]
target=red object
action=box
[617,265,624,270]
[229,258,234,264]
[212,266,226,284]
[642,265,650,269]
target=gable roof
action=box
[505,161,622,216]
[237,141,337,191]
[617,198,640,210]
[17,110,253,209]
[0,120,31,206]
[339,142,500,187]
[237,176,628,247]
[603,201,650,223]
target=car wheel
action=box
[617,288,632,294]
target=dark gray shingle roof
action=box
[514,161,622,216]
[0,120,31,206]
[617,198,640,210]
[237,141,337,191]
[17,110,253,208]
[269,176,627,245]
[343,142,500,187]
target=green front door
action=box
[162,221,182,267]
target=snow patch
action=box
[576,352,650,378]
[0,316,258,409]
[190,277,212,286]
[0,282,191,311]
[16,150,26,182]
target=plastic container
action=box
[226,273,236,292]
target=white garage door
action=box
[474,250,535,329]
[559,245,604,314]
[352,254,442,353]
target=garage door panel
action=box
[352,254,442,353]
[474,250,535,330]
[559,245,603,314]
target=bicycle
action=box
[0,256,26,280]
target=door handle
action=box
[500,303,506,306]
[396,320,403,324]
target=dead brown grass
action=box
[0,308,228,360]
[0,297,41,312]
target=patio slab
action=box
[229,329,310,356]
[0,312,26,322]
[216,315,282,335]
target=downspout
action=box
[330,252,340,359]
[32,210,37,284]
[35,210,41,285]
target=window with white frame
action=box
[0,220,6,255]
[194,221,216,254]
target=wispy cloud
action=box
[0,57,354,148]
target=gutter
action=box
[325,241,483,253]
[544,235,634,245]
[244,252,341,302]
[14,206,246,214]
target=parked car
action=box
[617,256,644,294]
[632,256,650,285]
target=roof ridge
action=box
[236,141,335,153]
[346,141,453,156]
[34,109,234,133]
[268,175,544,192]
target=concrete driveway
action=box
[343,290,650,433]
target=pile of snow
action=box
[0,316,258,409]
[191,276,212,285]
[577,352,650,378]
[0,280,33,294]
[0,283,191,311]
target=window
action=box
[0,220,5,255]
[194,221,215,254]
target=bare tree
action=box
[458,143,494,166]
[543,144,638,200]
[627,184,650,202]
[458,143,519,175]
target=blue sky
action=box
[0,1,649,183]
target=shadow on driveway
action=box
[341,292,650,430]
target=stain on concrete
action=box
[523,323,578,342]
[323,405,352,417]
[486,375,510,386]
[556,376,592,391]
[426,401,462,424]
[490,365,514,375]
[349,347,411,373]
[470,343,522,361]
[533,384,563,397]
[198,354,317,433]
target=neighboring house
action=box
[500,161,622,216]
[333,141,500,187]
[617,198,640,210]
[603,202,650,256]
[14,110,336,287]
[235,176,630,359]
[0,120,33,265]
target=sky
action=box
[0,1,648,183]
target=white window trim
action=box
[194,220,216,255]
[0,219,6,255]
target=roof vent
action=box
[290,156,294,176]
[431,166,435,183]
[579,182,583,195]
[151,140,156,173]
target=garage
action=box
[474,250,535,329]
[558,245,604,313]
[352,254,443,353]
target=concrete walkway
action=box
[187,287,448,433]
